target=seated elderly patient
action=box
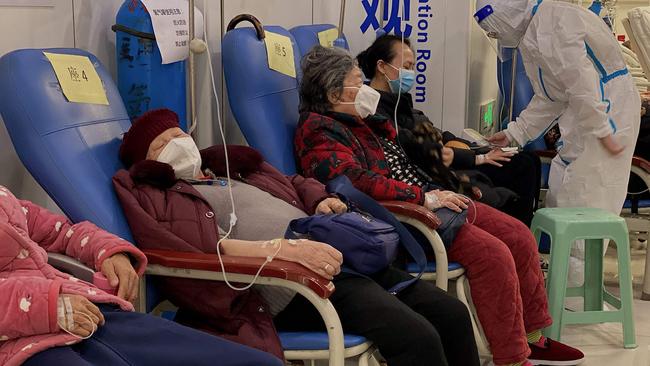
[294,45,585,366]
[112,109,479,366]
[359,35,542,226]
[0,186,283,366]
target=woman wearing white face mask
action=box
[114,108,478,366]
[114,109,347,362]
[360,35,542,227]
[295,45,584,366]
[0,184,284,366]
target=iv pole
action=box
[188,0,197,137]
[188,0,208,137]
[506,49,518,131]
[338,0,346,38]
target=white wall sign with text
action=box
[0,0,54,6]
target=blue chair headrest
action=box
[290,24,350,58]
[0,48,134,241]
[223,24,301,175]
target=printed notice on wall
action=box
[0,0,53,6]
[140,0,204,64]
[317,28,339,48]
[264,31,296,78]
[43,52,109,105]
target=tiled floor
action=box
[549,239,650,366]
[560,299,650,366]
[324,240,650,366]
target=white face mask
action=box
[340,84,381,119]
[156,136,203,179]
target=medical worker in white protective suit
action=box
[475,0,641,286]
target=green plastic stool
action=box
[530,207,636,349]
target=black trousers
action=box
[477,151,541,226]
[274,267,480,366]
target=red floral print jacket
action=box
[294,111,425,205]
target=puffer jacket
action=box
[112,145,330,361]
[0,186,147,366]
[295,111,426,204]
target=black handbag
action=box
[432,207,467,248]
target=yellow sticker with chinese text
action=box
[264,31,296,78]
[318,28,339,48]
[43,52,109,105]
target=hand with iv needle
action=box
[476,148,517,167]
[424,190,470,213]
[219,238,343,280]
[57,294,104,339]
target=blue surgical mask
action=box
[384,63,416,94]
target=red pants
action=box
[448,202,552,365]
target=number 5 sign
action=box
[43,52,109,105]
[263,31,296,78]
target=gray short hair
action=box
[299,45,357,114]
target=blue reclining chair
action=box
[223,16,490,357]
[0,48,355,366]
[290,24,349,58]
[222,15,379,365]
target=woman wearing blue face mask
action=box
[296,45,584,366]
[358,35,542,226]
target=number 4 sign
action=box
[43,52,109,105]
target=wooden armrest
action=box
[633,156,650,174]
[381,200,441,229]
[534,150,557,159]
[142,249,333,298]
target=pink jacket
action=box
[0,186,147,366]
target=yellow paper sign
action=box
[264,31,296,78]
[43,52,109,105]
[318,28,339,48]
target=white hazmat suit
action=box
[475,0,641,285]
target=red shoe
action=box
[528,337,585,365]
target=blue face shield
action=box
[384,63,416,94]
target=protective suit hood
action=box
[474,0,538,48]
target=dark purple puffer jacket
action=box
[113,145,329,361]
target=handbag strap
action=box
[325,176,427,294]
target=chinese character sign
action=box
[264,31,296,78]
[360,0,412,37]
[43,52,109,105]
[357,0,443,129]
[141,0,204,64]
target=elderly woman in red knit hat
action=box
[112,108,480,366]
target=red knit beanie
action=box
[119,109,180,168]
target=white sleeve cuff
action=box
[593,122,614,139]
[505,123,526,146]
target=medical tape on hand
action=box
[64,297,74,330]
[57,296,98,340]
